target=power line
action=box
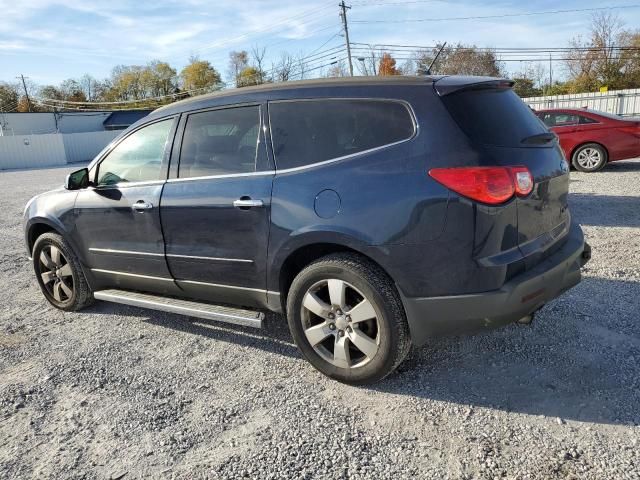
[350,5,640,23]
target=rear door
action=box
[440,83,570,266]
[160,104,274,308]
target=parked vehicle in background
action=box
[536,108,640,172]
[24,76,590,384]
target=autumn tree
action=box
[0,83,20,112]
[237,67,262,87]
[180,57,222,92]
[228,51,249,86]
[566,12,640,91]
[378,53,400,76]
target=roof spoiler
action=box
[433,76,515,96]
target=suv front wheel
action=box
[286,253,411,384]
[33,232,94,311]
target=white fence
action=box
[0,130,120,170]
[524,88,640,117]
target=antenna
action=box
[426,42,447,75]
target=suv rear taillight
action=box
[429,166,533,205]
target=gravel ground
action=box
[1,161,639,479]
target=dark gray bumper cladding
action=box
[401,223,588,345]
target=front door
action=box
[73,117,181,295]
[160,104,274,308]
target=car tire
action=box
[32,232,94,311]
[572,143,608,172]
[286,253,411,385]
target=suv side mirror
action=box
[65,168,89,190]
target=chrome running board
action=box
[94,289,264,328]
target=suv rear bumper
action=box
[400,222,589,346]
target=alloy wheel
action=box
[38,245,74,303]
[576,148,602,170]
[301,279,380,369]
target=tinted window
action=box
[269,99,415,170]
[179,106,260,178]
[579,115,597,124]
[443,88,547,147]
[96,119,172,186]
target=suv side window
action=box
[96,119,173,186]
[269,99,415,170]
[179,105,260,178]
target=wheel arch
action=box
[276,240,395,313]
[27,218,65,256]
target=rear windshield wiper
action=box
[521,132,556,145]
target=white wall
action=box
[0,134,67,169]
[0,130,121,170]
[62,131,120,163]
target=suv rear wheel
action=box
[33,232,94,311]
[286,253,411,384]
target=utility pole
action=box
[17,74,32,112]
[339,1,354,76]
[548,53,553,93]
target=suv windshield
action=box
[442,87,548,147]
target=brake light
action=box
[428,166,533,205]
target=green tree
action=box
[511,77,542,98]
[181,57,222,92]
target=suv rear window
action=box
[442,88,547,147]
[269,99,415,170]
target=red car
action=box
[535,108,640,172]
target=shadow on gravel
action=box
[603,160,640,172]
[84,278,639,426]
[373,276,640,426]
[84,301,300,359]
[570,193,640,227]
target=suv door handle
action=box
[132,200,153,211]
[233,198,264,209]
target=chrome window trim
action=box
[166,170,275,183]
[167,253,253,263]
[91,268,174,281]
[267,97,419,174]
[89,179,166,190]
[89,248,164,257]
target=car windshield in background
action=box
[443,87,548,147]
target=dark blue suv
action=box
[24,76,590,384]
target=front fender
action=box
[23,189,79,257]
